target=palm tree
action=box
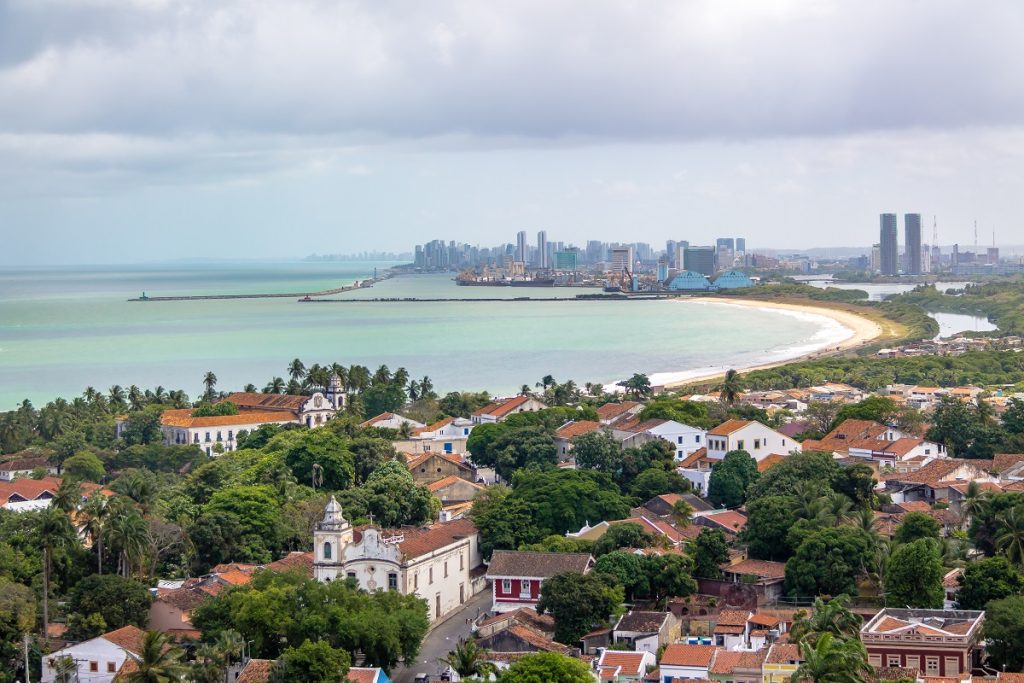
[39,506,75,641]
[959,481,987,526]
[519,384,534,398]
[81,492,111,574]
[202,371,218,399]
[264,377,286,394]
[407,380,421,401]
[618,373,652,399]
[107,505,150,578]
[791,632,871,683]
[348,365,371,393]
[440,638,496,680]
[536,375,556,390]
[128,385,144,411]
[51,477,82,513]
[125,631,188,682]
[398,422,413,439]
[672,499,694,527]
[191,629,244,683]
[287,358,307,382]
[419,375,435,398]
[167,390,190,409]
[996,506,1024,567]
[109,385,127,408]
[393,367,410,390]
[789,595,864,646]
[719,368,744,405]
[372,364,392,386]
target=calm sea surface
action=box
[0,262,850,408]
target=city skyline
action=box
[2,1,1024,265]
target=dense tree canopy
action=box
[886,539,944,608]
[956,556,1024,610]
[785,527,874,598]
[707,450,759,508]
[536,572,624,645]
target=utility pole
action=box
[23,632,30,683]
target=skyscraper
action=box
[880,214,899,275]
[666,240,678,268]
[735,238,746,254]
[516,231,527,263]
[684,246,716,276]
[536,230,548,268]
[904,213,922,275]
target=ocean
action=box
[0,262,851,408]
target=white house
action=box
[705,420,800,462]
[360,412,426,431]
[42,625,144,683]
[312,497,482,622]
[471,396,548,424]
[659,643,718,681]
[597,649,658,681]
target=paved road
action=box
[392,589,492,683]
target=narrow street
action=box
[391,589,493,683]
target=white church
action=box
[313,496,483,622]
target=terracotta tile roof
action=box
[708,419,753,436]
[748,613,781,627]
[766,643,803,664]
[714,624,745,635]
[942,568,963,589]
[113,659,138,682]
[236,659,274,683]
[991,454,1024,474]
[0,456,50,472]
[943,621,974,635]
[679,448,708,468]
[210,562,259,575]
[555,420,602,439]
[347,668,382,683]
[949,481,1003,495]
[757,454,786,472]
[661,643,716,667]
[600,651,649,675]
[473,395,532,418]
[426,475,485,493]
[885,459,989,487]
[998,674,1024,683]
[615,610,669,633]
[157,586,211,612]
[597,401,642,421]
[216,570,255,586]
[102,625,146,655]
[716,610,752,626]
[405,451,473,473]
[506,624,574,654]
[872,616,910,632]
[486,550,592,578]
[221,392,308,411]
[266,551,314,576]
[0,477,60,502]
[895,501,933,513]
[359,412,396,427]
[701,509,747,532]
[618,418,668,434]
[709,650,745,675]
[870,667,920,683]
[393,517,476,560]
[160,408,297,428]
[722,559,787,580]
[478,607,556,633]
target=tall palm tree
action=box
[167,390,190,409]
[39,506,75,641]
[82,492,111,574]
[107,505,150,578]
[287,358,307,382]
[791,632,870,683]
[672,499,694,527]
[128,385,144,411]
[440,638,496,680]
[243,383,258,393]
[407,380,421,401]
[372,364,392,386]
[419,376,435,398]
[959,481,986,526]
[392,367,410,390]
[536,374,556,390]
[519,384,534,398]
[348,365,371,393]
[996,506,1024,567]
[618,373,652,399]
[264,377,286,394]
[125,631,188,682]
[789,595,864,646]
[109,385,127,408]
[202,371,218,399]
[719,369,744,405]
[51,477,82,513]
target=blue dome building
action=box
[712,270,754,290]
[667,271,712,291]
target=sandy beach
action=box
[655,297,885,391]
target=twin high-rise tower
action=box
[879,213,922,275]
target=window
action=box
[502,578,512,593]
[754,439,761,449]
[737,440,745,450]
[926,657,940,675]
[108,662,116,673]
[782,439,787,446]
[887,655,901,667]
[696,435,701,443]
[388,573,398,590]
[414,572,419,590]
[678,436,683,444]
[194,434,199,443]
[205,431,211,442]
[906,656,920,671]
[519,579,532,598]
[323,542,332,560]
[868,655,882,667]
[945,657,960,676]
[460,553,464,571]
[346,571,356,580]
[216,431,222,441]
[429,567,434,584]
[444,561,448,578]
[228,430,233,440]
[90,662,98,672]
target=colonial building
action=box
[485,550,593,613]
[42,625,145,683]
[659,644,718,682]
[860,608,985,677]
[801,419,944,468]
[312,497,482,622]
[406,451,476,486]
[705,420,800,462]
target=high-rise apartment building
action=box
[736,238,746,254]
[536,230,548,269]
[904,214,922,275]
[880,214,899,275]
[516,231,527,263]
[666,240,678,268]
[610,246,634,274]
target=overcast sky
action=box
[2,0,1023,264]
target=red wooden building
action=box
[484,550,593,613]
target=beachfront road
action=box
[391,589,492,683]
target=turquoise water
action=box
[0,263,843,409]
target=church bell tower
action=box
[313,495,352,582]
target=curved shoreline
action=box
[651,297,884,391]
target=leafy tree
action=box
[67,575,151,638]
[536,572,623,645]
[272,429,355,490]
[831,396,900,429]
[747,451,839,502]
[509,469,631,537]
[832,463,875,509]
[441,639,496,680]
[496,652,595,683]
[491,426,558,480]
[39,506,76,641]
[192,401,239,417]
[646,553,697,603]
[1003,398,1024,434]
[984,595,1024,671]
[629,468,690,502]
[885,538,944,608]
[785,527,874,598]
[969,492,1024,556]
[466,423,505,467]
[893,512,940,545]
[639,399,711,429]
[692,528,730,579]
[438,391,492,418]
[593,551,649,600]
[362,383,408,418]
[927,395,999,459]
[617,373,652,399]
[276,640,351,683]
[120,405,166,446]
[616,440,676,492]
[189,511,245,573]
[789,595,863,646]
[741,495,798,561]
[956,556,1024,609]
[349,437,399,485]
[792,632,871,683]
[572,430,621,473]
[708,450,759,508]
[0,579,35,682]
[470,486,543,558]
[198,485,283,565]
[124,630,188,682]
[362,461,436,528]
[63,451,105,482]
[592,523,656,556]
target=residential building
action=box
[881,213,899,275]
[554,420,603,460]
[312,497,482,622]
[426,475,486,505]
[659,644,717,682]
[42,625,145,683]
[719,559,787,603]
[611,246,635,274]
[860,608,985,677]
[906,214,922,275]
[471,395,548,424]
[705,420,800,462]
[0,454,55,481]
[405,451,476,485]
[613,611,675,653]
[537,230,549,269]
[801,419,944,468]
[611,417,706,460]
[360,413,426,431]
[709,649,766,683]
[762,643,803,683]
[516,231,527,263]
[597,401,644,425]
[880,459,998,507]
[597,649,657,682]
[485,550,593,613]
[1,476,107,512]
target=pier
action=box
[128,275,390,302]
